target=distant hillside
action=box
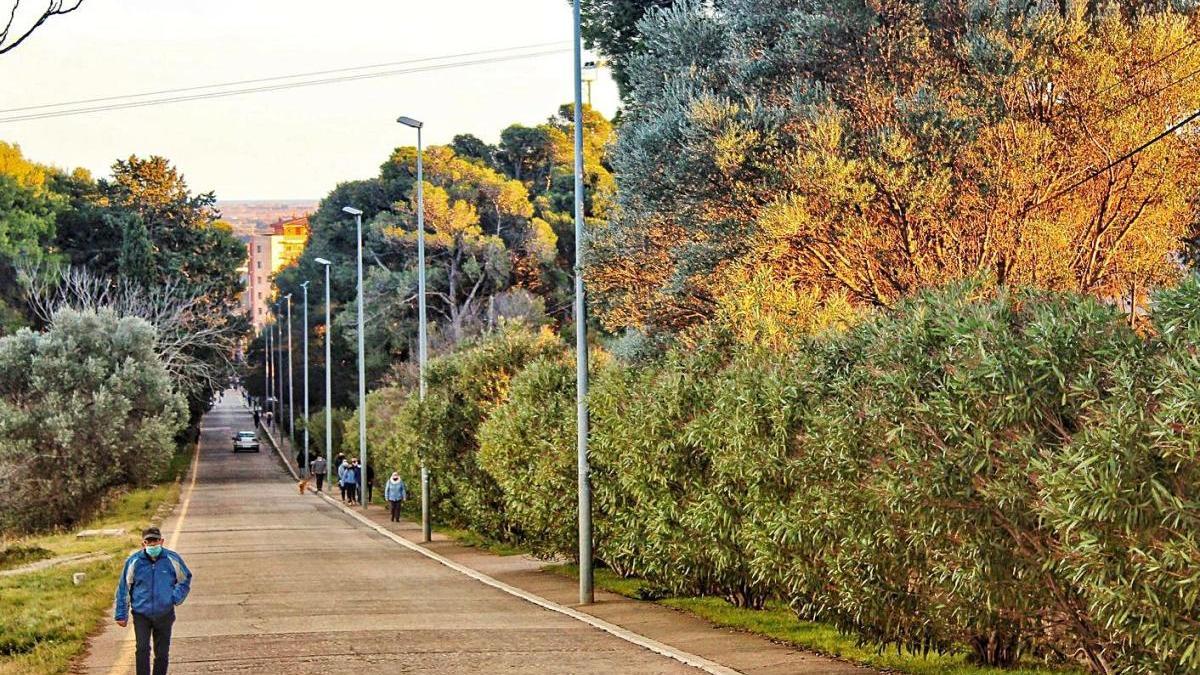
[218,200,318,236]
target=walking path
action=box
[83,393,870,674]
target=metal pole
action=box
[323,263,332,484]
[264,324,271,427]
[286,294,294,445]
[572,0,594,605]
[271,303,279,427]
[417,125,431,543]
[356,212,368,510]
[301,282,310,478]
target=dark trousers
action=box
[339,481,346,500]
[366,482,373,503]
[389,499,403,521]
[133,610,175,675]
[346,484,358,503]
[315,474,325,492]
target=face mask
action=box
[145,545,163,557]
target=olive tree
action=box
[0,308,185,532]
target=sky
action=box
[0,0,620,199]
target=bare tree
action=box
[1,1,83,55]
[18,263,242,398]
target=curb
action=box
[257,421,741,675]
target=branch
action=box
[0,0,84,55]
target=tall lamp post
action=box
[285,293,295,446]
[300,281,311,478]
[398,114,431,543]
[275,302,284,433]
[343,206,368,510]
[571,0,594,605]
[315,258,333,483]
[264,323,271,426]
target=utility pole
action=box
[572,0,594,605]
[301,281,310,478]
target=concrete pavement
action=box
[83,393,699,674]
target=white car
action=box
[232,431,260,453]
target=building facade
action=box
[244,215,311,327]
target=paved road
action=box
[84,394,698,674]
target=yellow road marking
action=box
[104,436,201,675]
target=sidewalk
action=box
[261,426,870,675]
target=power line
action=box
[0,41,569,115]
[0,48,569,124]
[1021,107,1200,216]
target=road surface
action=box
[84,393,699,674]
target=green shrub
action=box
[1035,278,1200,674]
[477,355,578,559]
[0,309,186,532]
[371,323,563,540]
[368,280,1200,674]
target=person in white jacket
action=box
[384,473,408,522]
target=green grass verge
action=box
[431,525,525,557]
[0,473,184,674]
[545,564,1078,675]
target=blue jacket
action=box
[114,548,192,620]
[340,464,357,485]
[384,478,407,502]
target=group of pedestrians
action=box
[334,453,375,505]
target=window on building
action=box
[257,245,262,253]
[256,261,261,269]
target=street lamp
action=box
[572,0,594,605]
[398,114,432,543]
[275,301,284,434]
[285,293,295,447]
[300,281,311,479]
[264,322,271,428]
[343,205,368,510]
[315,258,333,485]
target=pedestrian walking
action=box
[352,460,363,505]
[311,455,327,493]
[365,463,376,504]
[337,458,349,502]
[114,527,193,675]
[253,409,260,428]
[341,460,359,505]
[385,472,408,522]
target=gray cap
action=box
[142,527,163,542]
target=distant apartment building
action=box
[244,215,311,327]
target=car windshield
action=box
[237,432,255,439]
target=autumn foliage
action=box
[596,0,1200,340]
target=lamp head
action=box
[396,116,423,129]
[300,281,310,288]
[314,257,332,265]
[342,206,363,216]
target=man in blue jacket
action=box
[114,527,193,675]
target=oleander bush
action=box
[375,280,1200,673]
[371,323,562,541]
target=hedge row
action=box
[366,280,1200,674]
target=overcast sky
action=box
[0,0,619,199]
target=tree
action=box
[0,1,83,54]
[0,308,186,532]
[602,0,1200,339]
[383,182,512,344]
[572,0,692,97]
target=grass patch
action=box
[545,564,1078,675]
[433,526,525,557]
[0,468,185,674]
